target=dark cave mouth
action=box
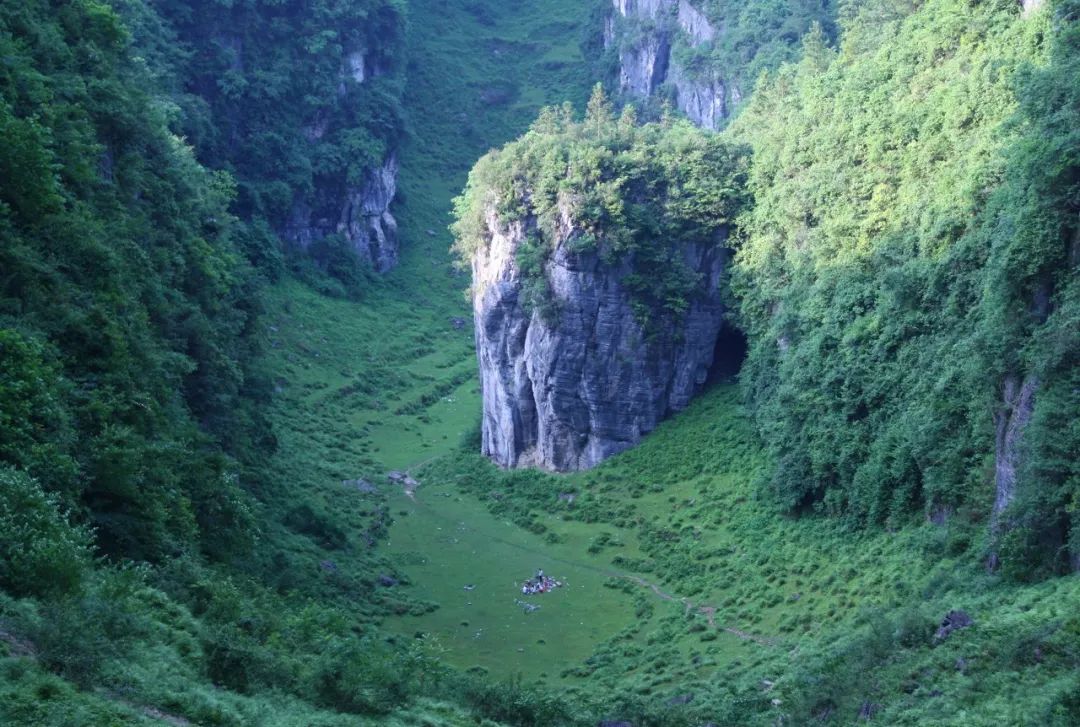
[707,324,748,385]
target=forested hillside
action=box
[729,0,1080,576]
[149,0,409,276]
[1,0,1077,725]
[0,0,268,565]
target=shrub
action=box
[0,467,90,599]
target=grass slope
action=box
[412,386,1080,724]
[260,1,1079,722]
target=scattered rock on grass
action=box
[934,610,973,643]
[342,478,377,493]
[858,701,881,720]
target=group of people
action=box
[520,568,562,595]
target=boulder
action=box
[934,610,974,643]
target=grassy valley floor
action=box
[6,0,1077,724]
[236,0,1080,722]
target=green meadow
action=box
[256,0,1080,719]
[4,0,1077,723]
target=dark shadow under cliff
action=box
[707,324,748,384]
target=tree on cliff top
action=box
[452,90,748,323]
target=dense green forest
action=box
[729,0,1080,575]
[1,0,1077,725]
[452,91,747,324]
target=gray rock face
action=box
[472,208,728,471]
[669,62,726,130]
[677,0,716,44]
[341,153,400,272]
[987,373,1038,570]
[992,374,1038,523]
[618,32,671,96]
[608,0,733,130]
[283,43,398,273]
[1021,0,1045,15]
[285,153,400,273]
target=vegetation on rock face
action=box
[728,0,1080,574]
[597,0,837,123]
[452,86,747,322]
[673,0,838,95]
[0,0,1078,724]
[147,0,408,287]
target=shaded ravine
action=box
[399,478,778,648]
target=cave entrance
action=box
[707,324,748,384]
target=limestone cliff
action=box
[471,208,729,471]
[160,3,406,275]
[606,0,731,130]
[285,153,400,273]
[283,44,400,272]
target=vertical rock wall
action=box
[283,47,400,272]
[606,0,732,130]
[472,208,729,471]
[284,153,400,273]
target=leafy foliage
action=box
[1,0,1077,724]
[0,0,268,562]
[0,468,90,599]
[728,0,1079,574]
[453,86,747,322]
[147,0,408,285]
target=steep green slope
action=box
[729,0,1080,574]
[148,0,408,278]
[2,0,1077,724]
[0,0,267,565]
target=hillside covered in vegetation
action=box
[1,0,1077,725]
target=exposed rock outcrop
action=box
[472,209,729,471]
[338,45,390,96]
[677,0,717,44]
[934,610,974,643]
[669,62,726,130]
[281,44,399,272]
[992,374,1039,522]
[285,153,400,273]
[1021,0,1045,16]
[987,373,1039,569]
[606,0,732,130]
[618,32,670,96]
